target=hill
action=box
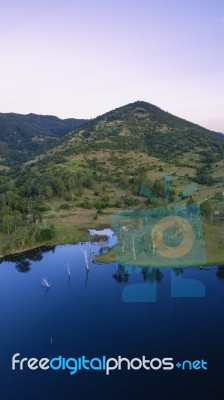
[0,101,223,259]
[32,100,223,200]
[0,112,86,166]
[53,100,224,165]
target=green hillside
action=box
[53,101,224,163]
[26,100,224,204]
[0,101,223,260]
[0,112,86,166]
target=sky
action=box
[1,0,224,131]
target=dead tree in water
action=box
[81,248,90,272]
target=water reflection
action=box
[141,267,163,283]
[172,267,183,276]
[15,259,31,273]
[1,246,56,272]
[83,269,90,288]
[216,265,224,279]
[0,243,223,289]
[112,264,129,283]
[112,265,164,284]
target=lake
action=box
[0,239,224,400]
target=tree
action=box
[2,215,14,235]
[200,200,212,221]
[38,228,53,241]
[13,210,23,230]
[12,226,29,248]
[152,179,165,199]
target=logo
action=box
[12,353,208,375]
[111,174,206,302]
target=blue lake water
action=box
[0,241,224,400]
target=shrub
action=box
[39,229,52,241]
[59,203,70,210]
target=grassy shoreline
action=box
[0,208,223,266]
[0,209,113,258]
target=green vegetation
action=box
[0,101,223,260]
[0,112,86,166]
[200,200,213,221]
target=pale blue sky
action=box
[1,0,224,131]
